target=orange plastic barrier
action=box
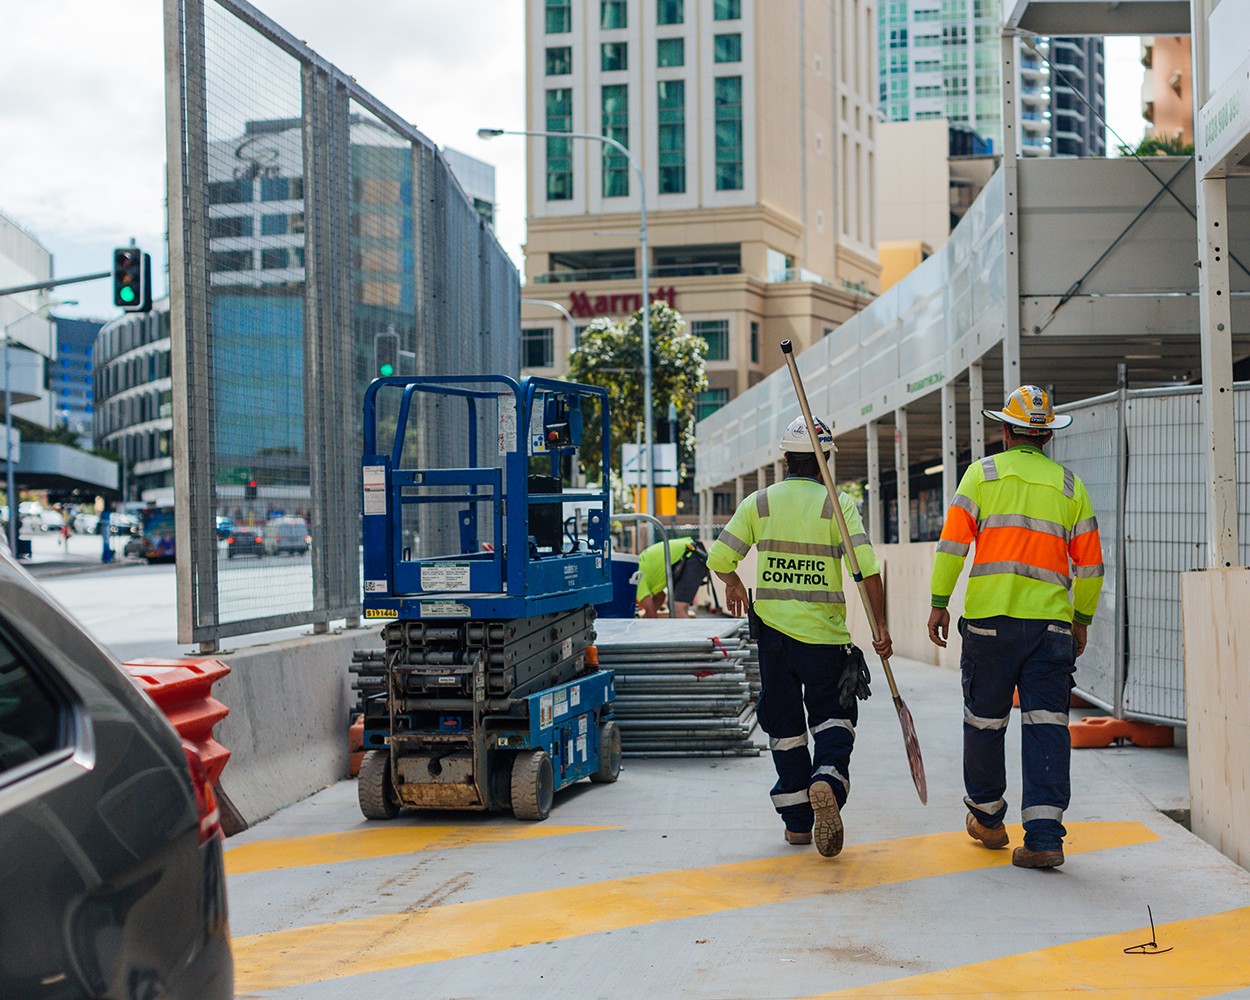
[349,715,365,777]
[124,658,232,785]
[1069,716,1174,749]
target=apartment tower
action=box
[522,0,880,420]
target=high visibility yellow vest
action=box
[930,444,1104,623]
[707,478,880,645]
[635,537,696,601]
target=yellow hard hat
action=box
[983,385,1072,432]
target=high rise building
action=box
[1049,37,1106,157]
[877,0,1051,156]
[521,0,880,418]
[1141,36,1193,146]
[51,317,104,448]
[0,209,57,428]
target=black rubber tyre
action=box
[358,750,400,820]
[511,749,554,821]
[589,720,622,783]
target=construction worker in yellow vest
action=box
[634,537,707,618]
[928,385,1104,870]
[708,416,891,858]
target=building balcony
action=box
[0,347,44,410]
[531,260,743,284]
[770,269,876,298]
[1021,114,1051,132]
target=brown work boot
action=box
[809,782,844,858]
[784,828,812,846]
[966,812,1009,849]
[1012,845,1065,869]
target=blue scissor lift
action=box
[357,375,620,821]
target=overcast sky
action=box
[0,2,1143,322]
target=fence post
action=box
[1112,364,1129,720]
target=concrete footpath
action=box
[222,653,1250,999]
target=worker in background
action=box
[928,385,1104,870]
[708,416,891,858]
[635,536,707,618]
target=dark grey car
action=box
[0,553,233,997]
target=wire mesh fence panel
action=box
[168,0,519,643]
[1051,395,1120,709]
[1122,391,1204,723]
[200,4,313,626]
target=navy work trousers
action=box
[959,615,1076,852]
[756,619,859,834]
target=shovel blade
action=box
[895,697,928,804]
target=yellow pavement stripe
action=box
[232,821,1156,993]
[225,824,617,876]
[809,905,1250,999]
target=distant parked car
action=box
[73,512,100,535]
[37,509,65,532]
[0,549,234,997]
[263,516,310,556]
[215,516,235,540]
[107,512,141,536]
[226,527,264,559]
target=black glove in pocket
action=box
[837,646,872,708]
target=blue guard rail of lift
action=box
[361,374,614,621]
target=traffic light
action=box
[112,247,152,313]
[374,330,399,377]
[245,479,257,500]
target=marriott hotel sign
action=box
[568,286,677,319]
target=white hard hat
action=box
[780,416,836,453]
[983,384,1072,432]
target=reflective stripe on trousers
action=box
[958,615,1076,851]
[755,619,858,833]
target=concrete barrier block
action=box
[213,627,381,829]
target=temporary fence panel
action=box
[166,0,519,645]
[1050,393,1122,712]
[1053,384,1250,727]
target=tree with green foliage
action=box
[1117,133,1194,157]
[567,301,709,479]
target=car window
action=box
[0,629,67,774]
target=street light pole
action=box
[521,297,578,360]
[479,127,656,524]
[2,329,16,558]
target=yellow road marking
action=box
[225,824,617,876]
[809,905,1250,998]
[232,821,1156,993]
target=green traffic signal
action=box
[119,286,136,303]
[378,363,395,377]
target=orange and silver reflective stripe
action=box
[978,513,1069,539]
[769,733,809,751]
[1022,805,1064,822]
[968,560,1071,588]
[771,789,810,807]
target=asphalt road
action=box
[38,549,324,662]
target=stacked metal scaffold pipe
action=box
[592,618,760,757]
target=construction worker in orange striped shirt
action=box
[927,386,1103,870]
